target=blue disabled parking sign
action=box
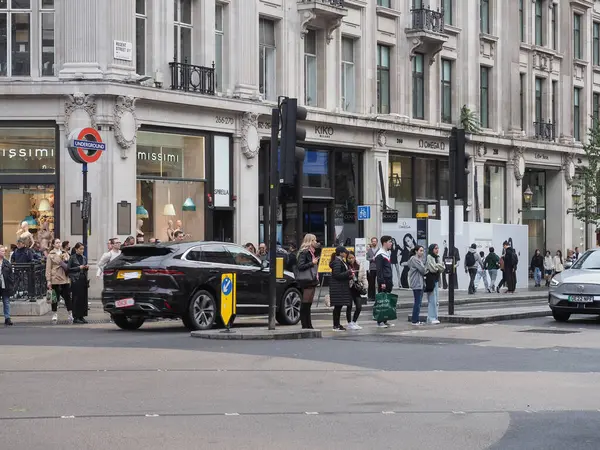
[357,205,371,220]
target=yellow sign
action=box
[317,247,354,273]
[276,257,284,279]
[416,213,429,218]
[220,273,236,326]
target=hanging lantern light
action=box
[38,198,52,212]
[136,205,149,219]
[182,197,196,212]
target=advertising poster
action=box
[354,238,367,263]
[382,218,418,288]
[317,247,354,274]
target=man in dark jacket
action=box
[503,240,518,293]
[11,238,34,264]
[375,235,394,328]
[442,245,460,289]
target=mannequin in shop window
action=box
[16,221,34,249]
[166,220,175,242]
[38,220,53,252]
[136,219,145,244]
[175,219,184,235]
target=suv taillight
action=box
[103,269,115,276]
[142,269,185,276]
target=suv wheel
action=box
[552,310,571,322]
[184,290,217,331]
[112,315,145,330]
[276,287,302,326]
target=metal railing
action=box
[533,120,556,141]
[298,0,345,7]
[11,262,47,302]
[169,59,216,95]
[411,7,445,34]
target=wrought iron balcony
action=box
[533,120,556,141]
[405,6,448,64]
[410,7,445,34]
[298,0,345,8]
[169,59,216,95]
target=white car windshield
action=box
[571,251,600,270]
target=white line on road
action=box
[60,416,75,419]
[225,413,239,416]
[145,414,159,417]
[305,412,319,415]
[382,411,395,415]
[452,411,465,415]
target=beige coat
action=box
[45,249,70,285]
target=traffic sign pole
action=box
[82,163,88,259]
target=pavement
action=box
[2,315,600,449]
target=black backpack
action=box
[465,251,475,267]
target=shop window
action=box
[0,127,55,174]
[136,131,206,243]
[303,149,329,188]
[414,157,436,201]
[334,151,360,244]
[388,154,412,217]
[484,164,505,223]
[2,185,54,249]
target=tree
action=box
[571,123,600,227]
[459,105,481,133]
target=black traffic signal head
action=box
[280,98,307,185]
[450,128,471,200]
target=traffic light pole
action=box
[268,108,280,331]
[448,131,456,316]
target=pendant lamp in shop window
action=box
[136,205,149,219]
[23,215,37,227]
[182,197,196,212]
[163,188,176,216]
[38,198,51,212]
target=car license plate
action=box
[117,270,141,280]
[568,295,594,303]
[115,298,135,308]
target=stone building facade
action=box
[0,0,597,287]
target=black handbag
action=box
[424,272,437,293]
[295,265,317,284]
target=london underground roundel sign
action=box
[67,127,106,164]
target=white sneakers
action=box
[68,312,73,324]
[51,313,58,324]
[51,312,74,324]
[347,322,362,330]
[428,319,441,325]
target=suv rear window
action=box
[119,245,174,262]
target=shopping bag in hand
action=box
[372,292,398,322]
[46,289,57,305]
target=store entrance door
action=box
[303,201,331,247]
[212,210,234,242]
[0,185,55,247]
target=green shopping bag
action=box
[46,289,57,305]
[372,292,398,323]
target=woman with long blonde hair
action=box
[296,233,319,329]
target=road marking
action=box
[382,411,395,415]
[452,411,465,415]
[305,412,319,415]
[225,413,239,416]
[145,414,159,417]
[60,415,75,419]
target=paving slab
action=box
[190,328,322,340]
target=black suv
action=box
[101,242,302,331]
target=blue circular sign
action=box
[221,276,232,295]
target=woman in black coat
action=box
[68,242,89,324]
[329,246,352,331]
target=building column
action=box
[232,0,259,99]
[505,161,522,225]
[57,0,104,79]
[546,169,572,253]
[232,136,259,245]
[363,146,388,240]
[474,160,485,222]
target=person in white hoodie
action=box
[543,250,554,287]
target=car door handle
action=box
[209,269,220,274]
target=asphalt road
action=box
[1,315,600,450]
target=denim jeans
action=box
[0,289,10,319]
[533,267,542,285]
[488,269,498,288]
[427,281,439,321]
[474,269,490,291]
[411,289,423,324]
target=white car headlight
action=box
[549,277,560,287]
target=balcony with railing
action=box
[297,0,348,42]
[169,59,216,95]
[405,6,448,64]
[533,120,556,141]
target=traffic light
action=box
[280,98,307,185]
[450,127,470,199]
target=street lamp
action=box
[566,188,582,215]
[518,185,534,213]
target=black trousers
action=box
[442,272,458,289]
[367,270,377,300]
[332,305,343,328]
[346,291,362,323]
[467,268,478,294]
[51,284,72,312]
[300,303,313,329]
[505,269,517,292]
